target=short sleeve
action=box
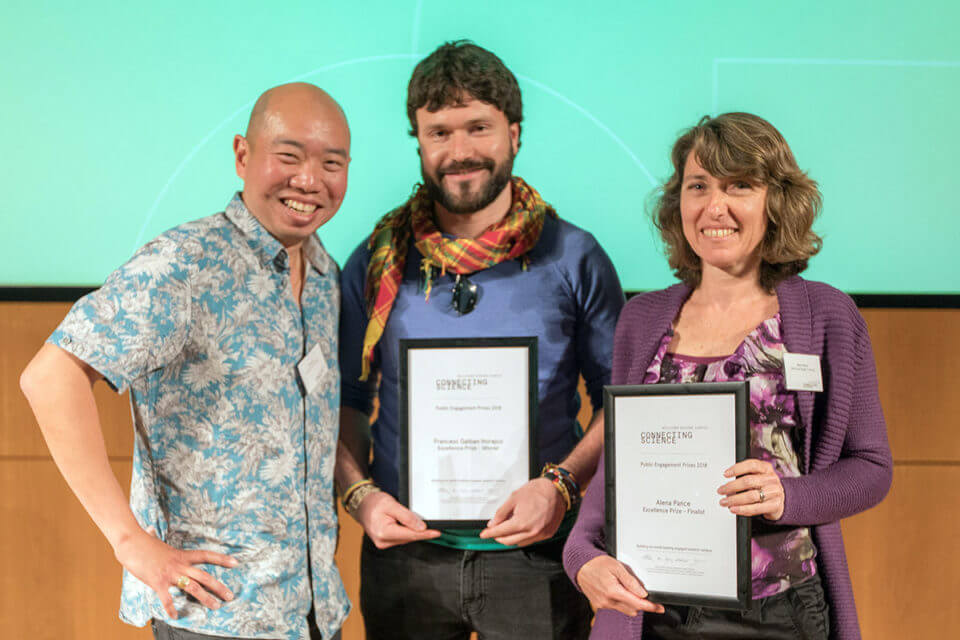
[338,241,378,414]
[572,234,624,410]
[48,235,193,392]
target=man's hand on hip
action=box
[478,477,566,547]
[113,528,238,619]
[355,491,441,549]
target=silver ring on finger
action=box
[757,488,766,503]
[176,575,191,590]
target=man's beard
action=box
[422,151,514,215]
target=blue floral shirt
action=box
[49,194,348,639]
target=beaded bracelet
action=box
[345,482,382,515]
[341,478,374,509]
[549,474,572,511]
[540,463,580,511]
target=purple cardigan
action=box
[562,276,893,640]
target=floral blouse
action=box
[643,313,818,599]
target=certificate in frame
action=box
[399,337,538,529]
[604,382,751,610]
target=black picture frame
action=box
[604,381,751,610]
[398,336,538,529]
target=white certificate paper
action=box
[605,383,750,609]
[400,338,537,526]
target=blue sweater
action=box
[340,215,624,509]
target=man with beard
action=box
[21,83,350,640]
[336,41,624,639]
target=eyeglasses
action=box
[451,274,479,315]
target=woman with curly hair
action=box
[563,113,892,639]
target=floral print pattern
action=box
[49,194,348,639]
[643,313,818,599]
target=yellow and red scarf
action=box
[359,176,557,380]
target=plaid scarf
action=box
[359,176,557,380]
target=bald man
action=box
[20,83,351,640]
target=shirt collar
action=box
[224,193,332,274]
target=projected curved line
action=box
[517,75,657,187]
[131,101,251,252]
[133,53,422,250]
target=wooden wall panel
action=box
[842,465,960,639]
[861,309,960,462]
[0,459,148,639]
[335,503,365,640]
[2,301,957,640]
[1,302,134,458]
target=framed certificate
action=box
[604,382,751,610]
[398,337,538,528]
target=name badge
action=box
[783,352,823,392]
[297,342,330,396]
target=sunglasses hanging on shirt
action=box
[451,274,479,315]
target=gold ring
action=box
[176,575,191,590]
[758,488,766,503]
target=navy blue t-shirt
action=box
[340,215,624,505]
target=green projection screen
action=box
[2,1,957,294]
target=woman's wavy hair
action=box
[652,112,823,291]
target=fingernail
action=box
[225,591,234,600]
[719,498,728,506]
[229,557,239,567]
[212,602,221,609]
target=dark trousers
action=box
[360,535,592,640]
[642,573,830,640]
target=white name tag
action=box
[783,352,823,392]
[297,342,330,396]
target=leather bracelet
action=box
[540,463,579,511]
[556,467,580,495]
[544,463,580,495]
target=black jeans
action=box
[642,573,830,640]
[360,535,592,640]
